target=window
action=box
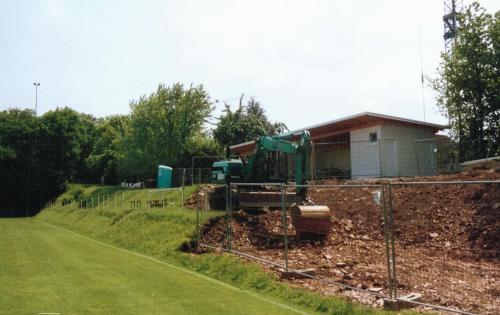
[369,132,378,143]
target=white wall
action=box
[381,123,437,176]
[380,139,397,177]
[350,125,382,177]
[350,123,437,178]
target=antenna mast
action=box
[443,0,463,52]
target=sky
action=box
[1,0,499,130]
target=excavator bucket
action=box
[291,205,331,240]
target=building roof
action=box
[230,112,448,154]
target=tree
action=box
[39,107,97,183]
[213,96,287,149]
[431,3,499,161]
[86,115,129,184]
[0,109,40,216]
[118,83,214,178]
[0,107,97,216]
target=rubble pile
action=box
[198,170,499,313]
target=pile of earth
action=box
[196,169,499,313]
[311,169,499,258]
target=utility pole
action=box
[33,82,40,115]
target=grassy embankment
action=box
[36,184,390,315]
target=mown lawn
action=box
[0,218,305,315]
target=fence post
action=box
[191,159,195,186]
[198,168,202,185]
[97,195,100,208]
[197,187,200,212]
[381,184,394,299]
[226,184,232,251]
[281,183,288,272]
[122,192,125,210]
[378,139,383,177]
[388,183,398,299]
[91,196,94,208]
[196,186,200,253]
[181,170,185,207]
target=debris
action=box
[281,268,316,279]
[368,287,383,293]
[342,273,353,280]
[197,169,499,313]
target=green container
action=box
[157,165,172,188]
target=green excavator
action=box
[212,130,312,188]
[211,130,331,239]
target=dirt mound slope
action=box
[312,169,499,256]
[199,170,499,313]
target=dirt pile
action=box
[198,170,499,313]
[312,169,499,257]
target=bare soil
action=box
[199,170,500,314]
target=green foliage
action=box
[431,2,499,161]
[118,83,218,178]
[213,96,287,149]
[0,108,98,216]
[86,115,129,184]
[40,107,98,182]
[0,84,286,215]
[0,109,40,215]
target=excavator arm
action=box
[245,131,311,187]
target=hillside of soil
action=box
[199,169,500,314]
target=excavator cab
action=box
[211,159,243,184]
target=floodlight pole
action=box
[33,82,40,115]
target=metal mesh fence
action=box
[189,168,213,185]
[197,182,393,306]
[284,183,392,303]
[311,138,441,180]
[389,181,499,314]
[172,169,187,187]
[49,187,186,211]
[52,179,499,313]
[310,138,499,181]
[194,185,229,253]
[195,180,500,314]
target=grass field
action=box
[4,184,389,314]
[0,218,306,314]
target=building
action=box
[230,112,447,178]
